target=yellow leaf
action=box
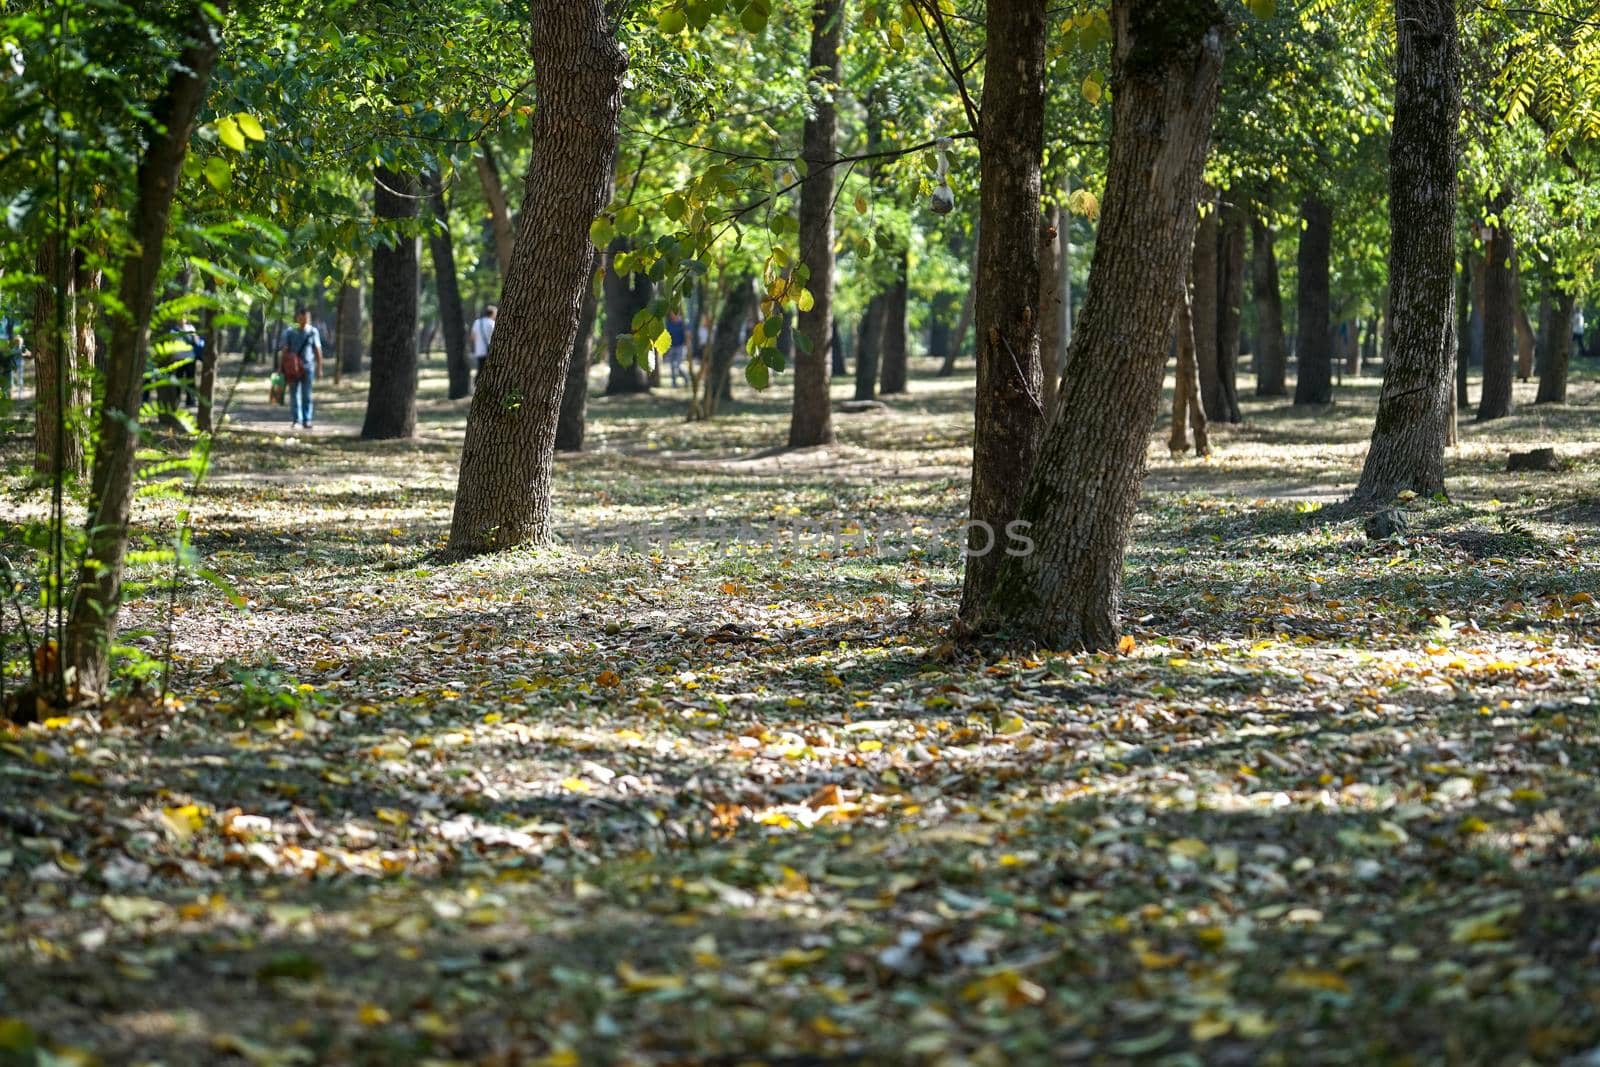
[215,115,246,152]
[357,1004,390,1026]
[616,960,685,993]
[857,739,883,752]
[160,804,207,841]
[1278,967,1349,993]
[596,670,621,687]
[1117,634,1136,654]
[534,1050,580,1067]
[560,777,592,793]
[234,112,266,140]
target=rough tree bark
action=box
[701,275,756,417]
[1477,190,1515,422]
[1456,243,1472,406]
[197,273,218,433]
[971,0,1225,648]
[1214,199,1245,421]
[786,0,843,447]
[1038,200,1064,412]
[32,236,84,478]
[1191,198,1221,419]
[64,2,225,695]
[1535,290,1574,404]
[957,0,1050,622]
[447,1,626,554]
[1293,195,1333,405]
[423,171,472,400]
[853,293,886,401]
[878,252,910,395]
[363,167,421,440]
[556,252,601,451]
[1354,0,1461,502]
[1169,271,1210,457]
[940,225,979,377]
[1251,215,1288,396]
[476,147,515,281]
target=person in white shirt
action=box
[1575,306,1589,361]
[469,305,497,384]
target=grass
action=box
[2,352,1599,1066]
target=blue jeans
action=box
[290,372,314,425]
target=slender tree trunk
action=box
[363,167,421,439]
[957,0,1049,622]
[32,236,83,478]
[941,227,979,377]
[878,251,910,395]
[927,291,953,366]
[1477,190,1515,422]
[64,2,224,694]
[1038,199,1064,413]
[424,171,472,400]
[787,0,842,448]
[1535,290,1574,404]
[972,0,1224,648]
[1215,199,1245,421]
[602,239,651,395]
[335,276,363,378]
[1251,215,1288,396]
[447,0,625,554]
[1354,0,1460,503]
[1468,244,1485,370]
[476,148,515,281]
[1192,198,1222,419]
[702,275,756,417]
[1456,243,1472,406]
[1169,273,1210,457]
[197,274,219,433]
[1534,290,1552,378]
[556,251,600,451]
[1293,195,1333,405]
[853,293,886,401]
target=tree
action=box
[853,293,886,401]
[1251,215,1288,396]
[476,147,515,279]
[602,238,651,395]
[877,251,910,395]
[956,0,1049,623]
[1169,271,1210,457]
[786,0,843,448]
[1353,0,1461,503]
[64,0,226,694]
[30,238,88,478]
[424,170,472,400]
[446,0,626,555]
[1293,195,1333,405]
[363,167,421,440]
[1213,199,1245,421]
[1476,190,1516,421]
[1536,290,1575,404]
[556,254,600,451]
[1038,200,1064,412]
[335,275,364,378]
[970,0,1225,649]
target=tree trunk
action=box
[1038,199,1064,413]
[447,0,625,554]
[927,291,954,367]
[1476,191,1515,422]
[335,277,363,378]
[197,274,219,433]
[702,275,756,417]
[64,2,223,695]
[957,0,1050,622]
[786,0,842,448]
[1467,244,1485,371]
[602,239,651,395]
[556,251,601,451]
[1456,243,1472,406]
[1535,290,1574,404]
[971,0,1224,648]
[1534,291,1552,378]
[941,229,979,377]
[1293,195,1333,405]
[853,292,886,401]
[476,147,516,281]
[32,236,84,478]
[363,167,421,439]
[1192,198,1222,419]
[1251,215,1288,396]
[1169,272,1210,457]
[878,251,910,395]
[424,171,472,400]
[1215,200,1245,421]
[1354,0,1460,503]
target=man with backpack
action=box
[280,306,324,430]
[469,304,496,386]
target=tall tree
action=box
[64,1,225,694]
[878,252,910,395]
[556,253,600,451]
[970,0,1225,648]
[1169,272,1210,457]
[602,239,651,395]
[1251,215,1288,396]
[957,0,1049,622]
[476,148,515,280]
[31,237,85,478]
[1536,290,1575,404]
[335,275,363,378]
[447,0,626,554]
[1476,191,1516,421]
[786,0,843,448]
[1213,199,1245,421]
[1353,0,1460,502]
[423,170,472,400]
[1038,200,1064,412]
[363,167,421,440]
[1192,198,1222,418]
[853,294,886,401]
[1293,195,1333,405]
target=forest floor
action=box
[3,355,1600,1066]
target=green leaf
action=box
[216,115,247,152]
[234,112,266,141]
[658,6,688,33]
[590,217,615,250]
[741,4,768,34]
[797,288,815,313]
[204,156,232,191]
[745,357,770,390]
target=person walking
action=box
[665,311,688,387]
[469,304,496,386]
[280,306,323,430]
[1575,306,1590,361]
